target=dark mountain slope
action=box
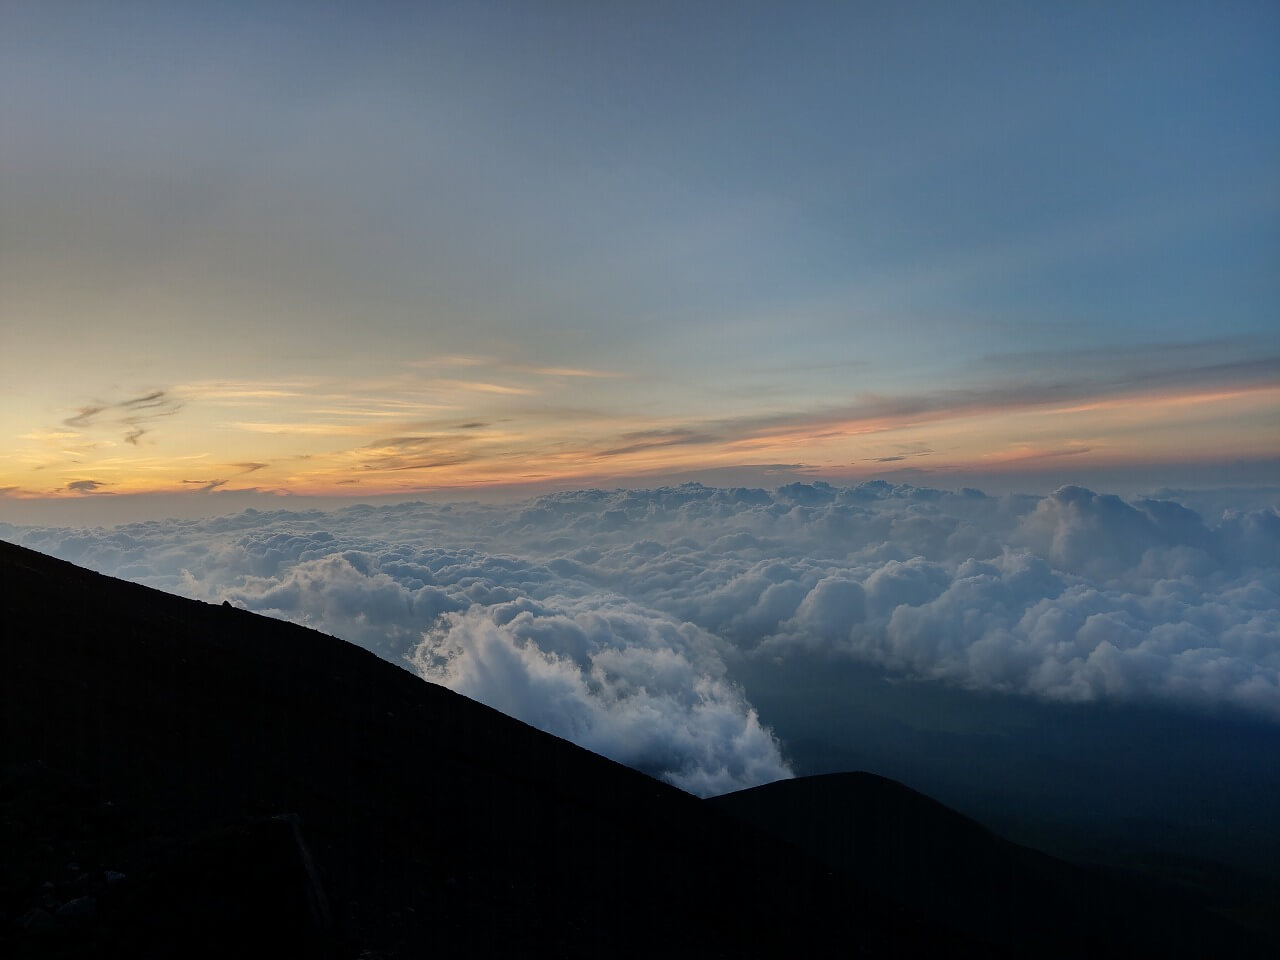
[1,539,1268,957]
[710,772,1269,956]
[1,539,957,957]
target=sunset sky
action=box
[3,2,1277,505]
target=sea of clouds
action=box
[4,481,1277,796]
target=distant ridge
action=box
[711,772,1267,955]
[0,539,1267,956]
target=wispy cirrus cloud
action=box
[432,379,535,396]
[595,429,721,460]
[119,390,169,412]
[60,391,182,444]
[527,366,621,379]
[653,355,1280,461]
[11,347,1277,498]
[19,430,81,442]
[864,442,935,464]
[351,435,477,473]
[63,406,106,429]
[981,446,1093,466]
[407,355,620,380]
[976,338,1278,380]
[271,356,1276,492]
[406,355,488,368]
[229,421,380,436]
[175,380,316,402]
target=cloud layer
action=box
[5,481,1277,793]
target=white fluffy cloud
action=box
[4,481,1278,794]
[410,600,788,796]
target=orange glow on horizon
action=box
[2,377,1276,501]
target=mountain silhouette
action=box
[711,772,1271,955]
[0,539,1268,956]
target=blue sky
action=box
[2,2,1276,502]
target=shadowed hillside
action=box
[0,539,959,957]
[711,772,1273,956]
[0,539,1269,956]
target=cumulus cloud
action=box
[5,481,1278,795]
[411,601,789,795]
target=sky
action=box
[2,2,1277,507]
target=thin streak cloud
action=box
[229,421,381,436]
[530,367,621,379]
[434,380,536,396]
[63,407,105,429]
